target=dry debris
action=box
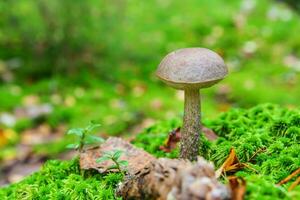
[228,176,246,200]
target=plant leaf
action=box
[107,164,119,170]
[67,128,84,137]
[113,150,123,160]
[86,121,101,133]
[96,156,111,163]
[85,135,104,144]
[66,143,79,149]
[118,160,128,167]
[103,151,114,157]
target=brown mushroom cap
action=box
[156,48,227,90]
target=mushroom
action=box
[156,48,228,161]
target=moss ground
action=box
[0,159,123,200]
[1,104,299,199]
[134,104,300,199]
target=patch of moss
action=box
[133,104,300,199]
[1,104,299,199]
[0,158,123,200]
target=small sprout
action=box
[66,121,104,153]
[96,149,128,174]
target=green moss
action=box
[1,104,299,199]
[0,158,123,200]
[133,104,300,199]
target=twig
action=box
[288,176,300,191]
[247,147,266,163]
[277,168,300,186]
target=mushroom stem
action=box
[180,89,201,161]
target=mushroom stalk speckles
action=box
[156,48,228,161]
[180,89,201,161]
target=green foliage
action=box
[96,150,128,174]
[0,158,123,200]
[133,104,300,199]
[66,121,104,153]
[1,104,299,199]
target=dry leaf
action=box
[216,148,240,178]
[160,126,218,153]
[160,127,181,152]
[201,125,218,141]
[216,148,262,178]
[228,176,246,200]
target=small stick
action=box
[277,168,300,186]
[288,176,300,191]
[247,147,266,163]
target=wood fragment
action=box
[80,137,155,174]
[80,137,231,200]
[117,157,231,200]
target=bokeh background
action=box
[0,0,299,185]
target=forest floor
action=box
[0,104,299,199]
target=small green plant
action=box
[66,121,104,153]
[96,149,129,175]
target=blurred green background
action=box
[0,0,299,184]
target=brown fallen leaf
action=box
[160,127,181,152]
[160,126,218,153]
[201,125,218,141]
[216,148,240,178]
[228,176,246,200]
[288,176,300,191]
[277,168,300,186]
[216,148,262,178]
